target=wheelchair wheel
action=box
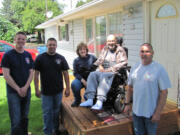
[114,93,125,113]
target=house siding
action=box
[122,2,144,66]
[73,18,84,49]
[43,2,144,69]
[45,26,58,43]
[56,18,84,69]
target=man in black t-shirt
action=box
[34,38,70,135]
[1,32,34,135]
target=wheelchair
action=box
[79,65,130,113]
[103,66,130,113]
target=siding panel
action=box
[122,2,144,66]
[45,26,58,43]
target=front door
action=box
[150,0,180,102]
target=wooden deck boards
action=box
[62,99,133,135]
[61,99,180,135]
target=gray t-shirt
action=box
[128,61,171,118]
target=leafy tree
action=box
[76,0,92,7]
[22,0,63,33]
[0,16,19,42]
[0,0,13,20]
[10,0,27,27]
[0,0,27,28]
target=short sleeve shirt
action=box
[128,61,171,118]
[34,52,69,95]
[1,49,34,93]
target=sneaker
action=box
[71,101,80,107]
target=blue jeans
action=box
[85,71,114,101]
[7,88,31,135]
[133,113,158,135]
[42,92,62,135]
[71,79,84,102]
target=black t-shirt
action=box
[34,52,69,95]
[1,49,34,93]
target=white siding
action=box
[122,2,144,66]
[44,26,58,43]
[57,18,84,52]
[56,48,77,69]
[56,18,84,69]
[73,18,84,50]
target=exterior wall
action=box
[122,2,144,66]
[44,2,144,69]
[57,18,84,52]
[56,18,84,69]
[73,18,84,50]
[44,25,58,43]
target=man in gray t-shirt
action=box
[124,43,171,135]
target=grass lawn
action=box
[0,77,67,135]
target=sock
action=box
[91,100,103,110]
[80,99,93,107]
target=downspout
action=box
[72,20,75,51]
[143,0,151,43]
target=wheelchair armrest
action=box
[119,66,131,71]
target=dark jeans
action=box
[42,92,62,135]
[7,88,31,135]
[71,79,84,102]
[133,113,158,135]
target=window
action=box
[108,12,122,34]
[156,3,178,18]
[86,19,94,53]
[0,43,13,52]
[59,24,69,41]
[96,16,106,53]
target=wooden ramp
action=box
[61,100,180,135]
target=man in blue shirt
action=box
[2,32,34,135]
[34,38,70,135]
[124,43,171,135]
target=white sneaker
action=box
[80,99,93,107]
[91,100,103,110]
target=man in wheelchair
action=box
[80,34,128,111]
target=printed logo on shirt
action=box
[144,71,154,82]
[56,59,61,65]
[25,57,30,64]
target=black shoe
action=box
[52,130,61,135]
[71,101,80,107]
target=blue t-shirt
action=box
[128,61,171,118]
[1,49,34,93]
[34,52,69,95]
